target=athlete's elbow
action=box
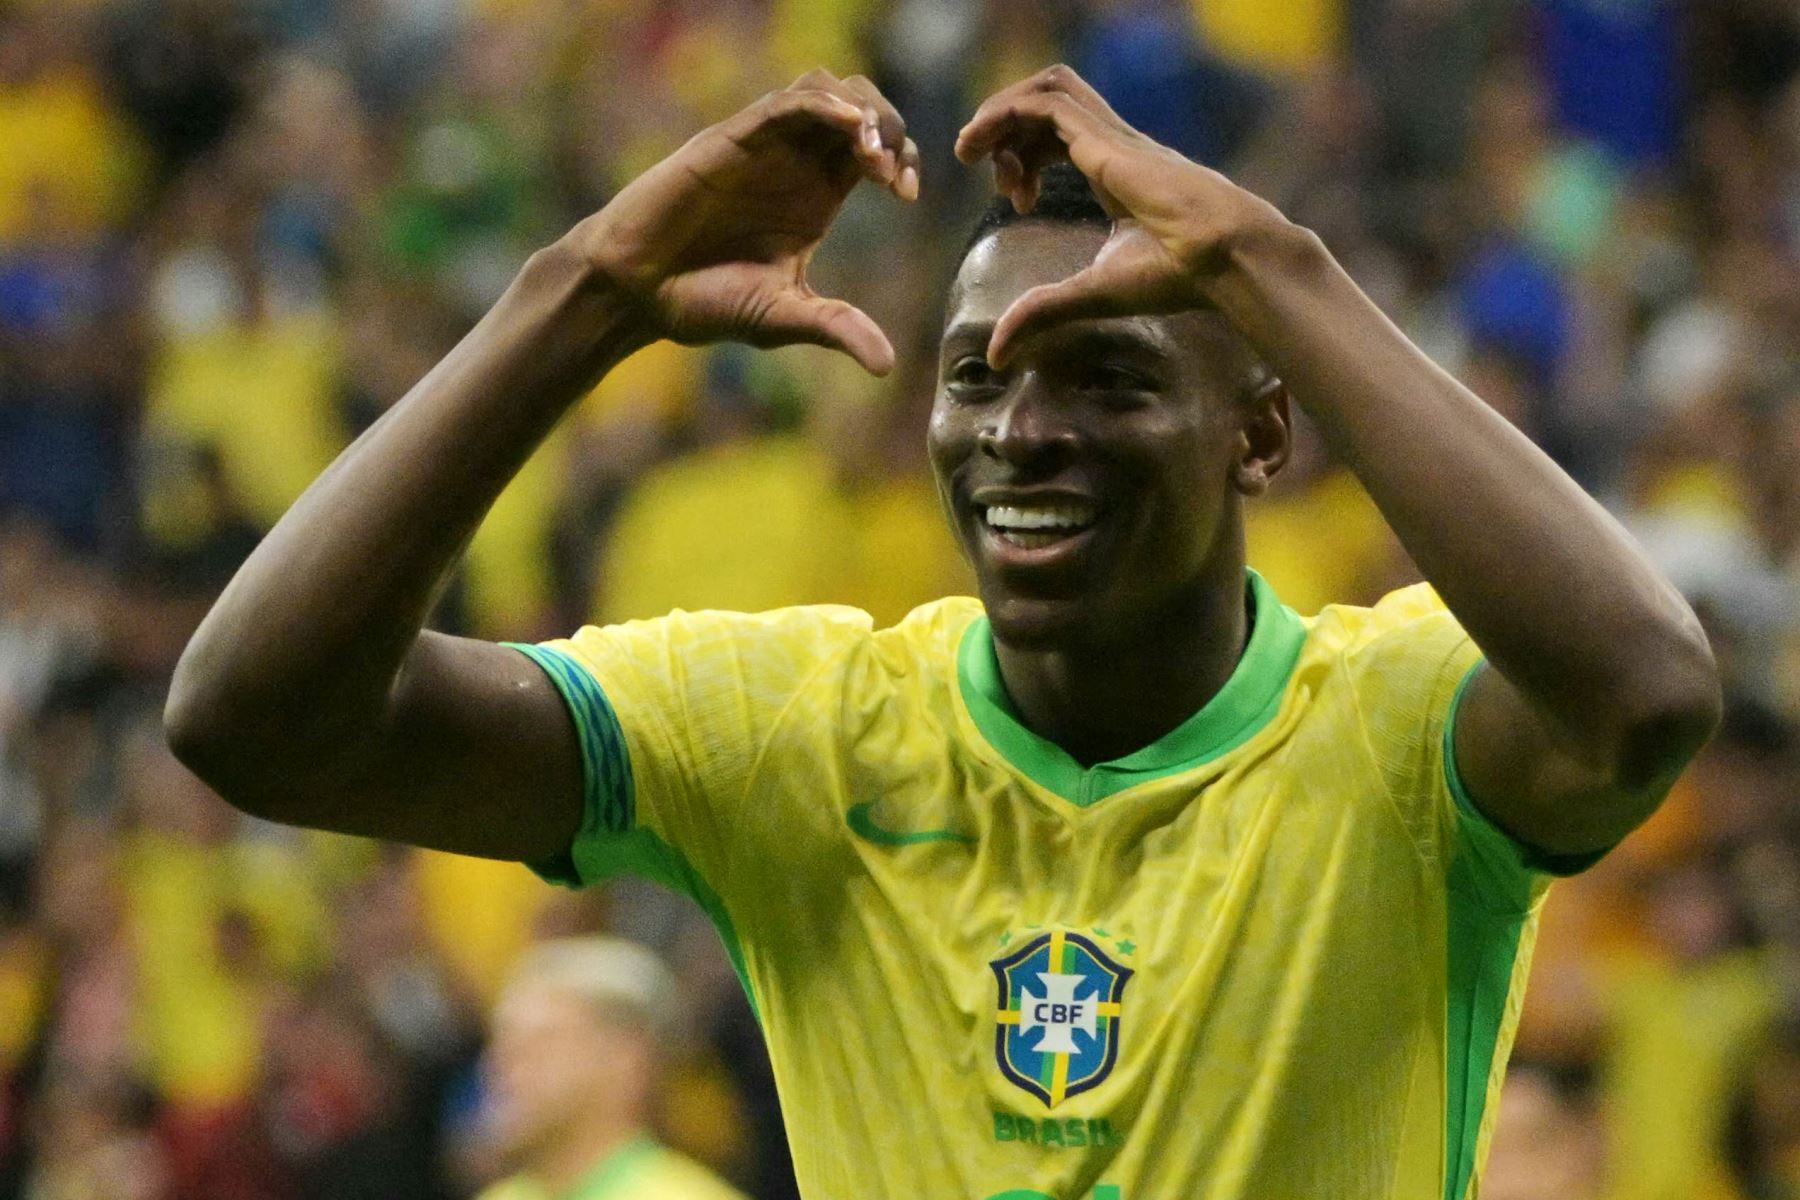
[164,654,329,826]
[165,649,234,772]
[1607,623,1722,794]
[164,678,278,822]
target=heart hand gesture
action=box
[574,70,919,375]
[954,65,1290,368]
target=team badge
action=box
[992,929,1132,1108]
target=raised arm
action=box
[165,71,918,860]
[955,66,1720,859]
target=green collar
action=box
[956,569,1306,806]
[561,1136,659,1200]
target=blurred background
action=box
[0,0,1797,1196]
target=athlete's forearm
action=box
[167,232,648,788]
[1205,224,1717,773]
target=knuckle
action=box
[792,68,838,89]
[1042,63,1075,87]
[781,88,841,117]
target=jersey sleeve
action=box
[1343,583,1573,913]
[506,605,873,898]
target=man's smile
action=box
[982,499,1100,547]
[967,487,1109,573]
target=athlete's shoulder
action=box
[873,595,985,657]
[560,602,875,669]
[564,597,978,653]
[1299,580,1466,662]
[1289,583,1475,733]
[571,601,876,643]
[549,600,981,718]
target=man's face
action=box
[484,982,650,1164]
[928,221,1281,649]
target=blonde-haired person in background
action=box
[476,937,746,1200]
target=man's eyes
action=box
[947,357,1000,389]
[1080,363,1154,392]
[942,358,1156,397]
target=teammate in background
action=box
[476,938,745,1200]
[166,66,1720,1199]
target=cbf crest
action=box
[992,928,1133,1108]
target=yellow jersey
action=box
[476,1136,747,1200]
[513,572,1566,1200]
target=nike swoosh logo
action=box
[846,801,976,847]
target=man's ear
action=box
[1233,379,1290,497]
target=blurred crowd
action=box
[0,0,1797,1197]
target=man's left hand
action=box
[955,65,1291,368]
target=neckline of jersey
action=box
[956,568,1308,806]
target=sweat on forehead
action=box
[946,219,1109,323]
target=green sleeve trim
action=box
[1442,861,1529,1200]
[570,825,760,1024]
[504,643,760,1022]
[1443,659,1533,1200]
[1442,657,1615,1199]
[1444,659,1610,880]
[505,643,635,886]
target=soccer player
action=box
[476,937,746,1200]
[166,67,1720,1199]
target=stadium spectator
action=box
[472,938,744,1200]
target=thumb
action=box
[756,289,896,376]
[988,268,1118,369]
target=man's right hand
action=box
[571,69,919,376]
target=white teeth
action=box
[984,503,1098,531]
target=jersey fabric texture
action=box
[474,1136,747,1200]
[511,572,1573,1200]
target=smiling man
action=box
[166,67,1719,1200]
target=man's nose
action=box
[977,378,1080,467]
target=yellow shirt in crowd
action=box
[145,313,348,534]
[1246,467,1392,615]
[0,66,144,245]
[1192,0,1340,74]
[1601,948,1778,1200]
[121,831,328,1106]
[594,435,970,629]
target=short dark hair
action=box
[958,162,1110,264]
